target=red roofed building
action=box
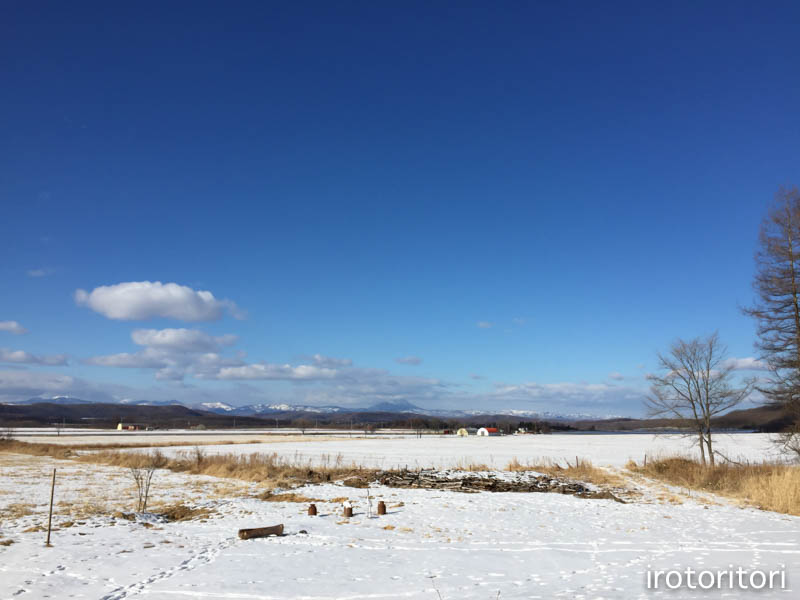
[477,427,500,436]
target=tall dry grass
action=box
[630,456,800,516]
[507,456,624,487]
[0,439,75,459]
[80,447,377,489]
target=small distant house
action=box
[456,428,469,437]
[477,427,500,436]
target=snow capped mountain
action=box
[195,402,236,412]
[228,403,344,415]
[120,399,184,407]
[17,396,94,405]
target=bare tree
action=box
[646,333,754,465]
[743,187,800,457]
[293,417,313,435]
[0,424,15,441]
[129,451,165,512]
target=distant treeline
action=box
[0,402,791,433]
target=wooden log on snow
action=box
[238,524,284,540]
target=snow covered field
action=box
[1,434,798,599]
[128,432,784,469]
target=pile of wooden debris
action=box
[376,469,624,502]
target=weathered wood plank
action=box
[238,524,284,539]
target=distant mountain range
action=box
[7,396,614,421]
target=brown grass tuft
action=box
[1,502,36,519]
[631,456,800,516]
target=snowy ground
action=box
[1,434,798,599]
[124,432,784,469]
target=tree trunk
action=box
[705,432,714,466]
[698,432,706,464]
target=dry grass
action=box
[74,446,379,490]
[507,456,624,487]
[0,439,76,459]
[55,500,110,519]
[452,461,492,471]
[0,539,14,546]
[630,456,800,516]
[1,440,383,501]
[0,502,36,519]
[156,503,215,522]
[258,491,324,503]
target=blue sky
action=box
[2,1,798,415]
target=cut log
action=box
[238,524,284,540]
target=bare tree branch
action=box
[646,332,755,465]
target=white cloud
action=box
[281,368,447,407]
[74,281,244,322]
[154,367,187,381]
[311,354,353,368]
[477,321,493,329]
[27,268,54,277]
[0,369,136,404]
[0,348,68,366]
[395,356,422,366]
[85,347,243,381]
[489,380,644,413]
[131,328,237,353]
[212,363,338,380]
[608,372,625,381]
[0,370,77,398]
[470,373,486,380]
[85,327,243,382]
[84,347,167,369]
[512,317,527,326]
[723,357,768,371]
[0,321,28,335]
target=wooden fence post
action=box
[45,468,56,547]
